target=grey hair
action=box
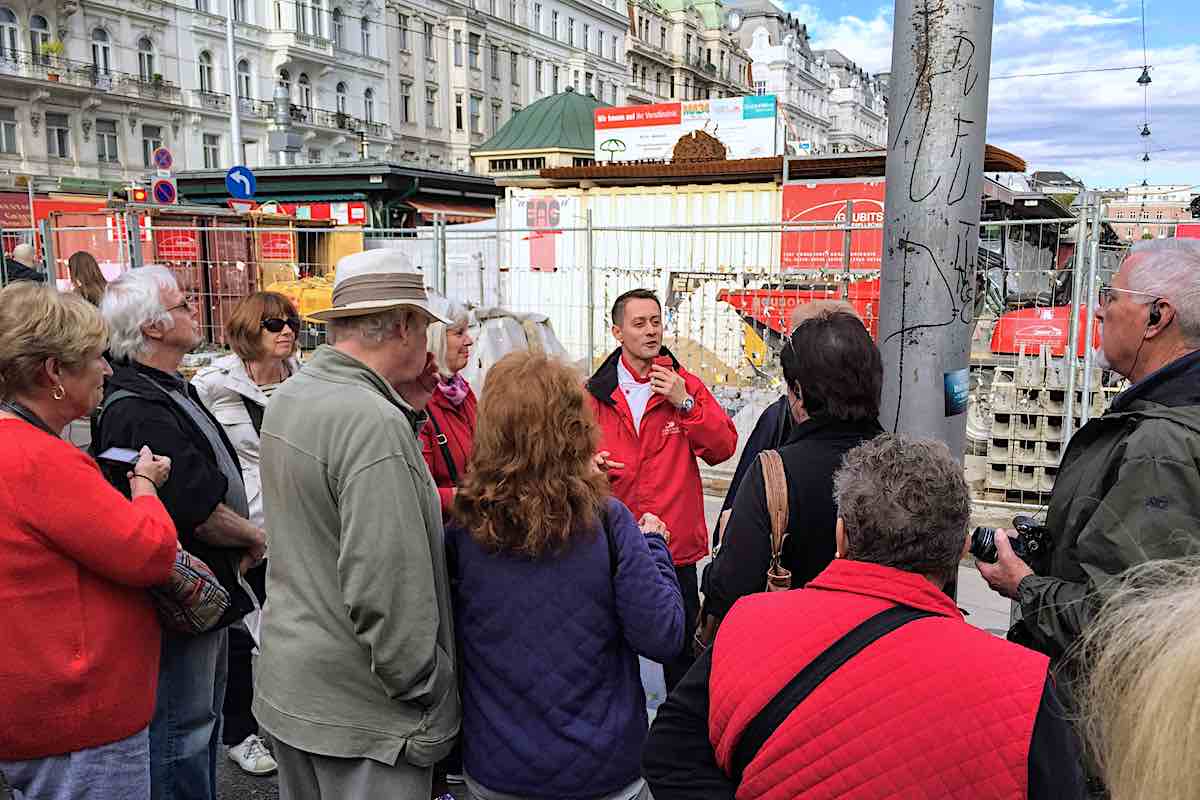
[1076,558,1200,799]
[100,265,178,362]
[426,299,471,379]
[833,434,970,582]
[1124,239,1200,345]
[328,308,413,345]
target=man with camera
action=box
[979,240,1200,667]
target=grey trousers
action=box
[273,739,432,800]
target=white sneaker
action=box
[227,734,278,776]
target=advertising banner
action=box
[155,228,201,261]
[594,95,778,162]
[507,194,580,272]
[780,179,886,271]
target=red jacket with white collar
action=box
[586,347,737,566]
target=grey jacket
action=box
[253,345,459,766]
[1016,349,1200,662]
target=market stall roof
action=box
[407,199,496,224]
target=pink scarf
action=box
[436,373,470,407]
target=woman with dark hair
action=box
[702,308,884,625]
[67,251,107,306]
[448,351,684,800]
[192,291,301,777]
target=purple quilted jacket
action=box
[446,497,684,798]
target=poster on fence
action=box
[593,96,779,163]
[506,194,580,273]
[780,179,885,271]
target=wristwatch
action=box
[679,394,695,415]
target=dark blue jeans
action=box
[150,628,229,800]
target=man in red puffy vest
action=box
[643,434,1085,800]
[587,289,737,689]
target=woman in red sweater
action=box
[419,299,477,516]
[0,282,177,800]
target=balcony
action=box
[290,105,389,138]
[196,90,230,111]
[0,50,185,104]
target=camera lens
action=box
[970,527,999,563]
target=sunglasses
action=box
[262,317,301,334]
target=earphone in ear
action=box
[1149,303,1162,326]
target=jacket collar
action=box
[206,353,301,404]
[587,345,681,405]
[806,559,962,619]
[1110,348,1200,412]
[108,358,185,403]
[305,345,425,433]
[785,416,885,445]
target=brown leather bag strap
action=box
[759,449,792,591]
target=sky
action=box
[782,0,1200,190]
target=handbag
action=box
[148,543,232,635]
[693,449,790,655]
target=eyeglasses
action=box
[1098,285,1158,307]
[262,317,301,334]
[165,300,192,315]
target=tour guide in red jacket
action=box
[587,289,737,689]
[642,435,1085,800]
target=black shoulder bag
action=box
[425,411,460,485]
[730,604,937,783]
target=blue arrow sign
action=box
[152,179,177,204]
[225,165,256,199]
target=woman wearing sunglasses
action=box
[191,291,302,778]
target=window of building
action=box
[583,23,589,50]
[91,29,111,74]
[685,34,692,60]
[533,2,541,33]
[360,16,371,54]
[400,82,411,122]
[309,0,322,37]
[631,64,637,85]
[754,80,766,96]
[535,59,543,92]
[332,8,343,46]
[198,51,214,93]
[424,22,435,58]
[610,35,617,60]
[273,0,282,28]
[610,83,617,103]
[454,93,463,130]
[552,65,559,92]
[510,0,517,21]
[669,75,675,98]
[363,88,374,122]
[298,73,311,109]
[0,9,17,61]
[30,15,50,63]
[468,33,480,69]
[96,118,118,162]
[573,69,579,90]
[398,14,408,49]
[660,27,665,50]
[237,59,252,98]
[655,72,662,95]
[511,51,519,84]
[309,148,322,164]
[551,10,558,39]
[453,30,462,66]
[297,0,310,32]
[490,43,499,76]
[572,156,594,167]
[203,133,220,168]
[585,71,592,95]
[335,81,347,113]
[46,112,69,158]
[425,86,437,126]
[196,0,209,12]
[233,0,247,22]
[567,17,574,46]
[491,102,500,133]
[141,125,162,166]
[0,107,16,154]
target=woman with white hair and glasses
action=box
[418,298,477,516]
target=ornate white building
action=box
[818,48,886,152]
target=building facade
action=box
[1105,184,1198,240]
[730,0,828,155]
[817,48,886,153]
[624,0,750,106]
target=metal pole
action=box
[224,2,242,167]
[840,199,854,300]
[1079,195,1102,425]
[0,226,7,288]
[878,0,996,459]
[125,212,143,268]
[436,214,448,297]
[38,218,55,285]
[585,209,596,372]
[1061,209,1088,441]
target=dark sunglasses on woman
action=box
[262,317,301,334]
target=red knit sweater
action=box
[0,419,177,760]
[418,386,477,515]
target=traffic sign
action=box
[152,147,174,172]
[152,178,177,205]
[226,165,256,199]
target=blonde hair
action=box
[0,281,108,399]
[1078,558,1200,799]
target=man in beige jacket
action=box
[255,250,458,799]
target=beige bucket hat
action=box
[309,249,450,324]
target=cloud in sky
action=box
[780,0,1199,188]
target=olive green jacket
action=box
[1017,349,1200,662]
[254,345,459,767]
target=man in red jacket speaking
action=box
[587,289,737,689]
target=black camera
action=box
[971,515,1052,568]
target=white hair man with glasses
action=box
[980,240,1200,717]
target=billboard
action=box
[781,180,886,271]
[506,193,581,272]
[593,95,779,162]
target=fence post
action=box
[840,200,854,300]
[38,219,55,284]
[125,212,143,269]
[1079,196,1103,426]
[1061,209,1089,441]
[585,209,596,373]
[435,214,448,297]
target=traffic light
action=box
[126,184,148,203]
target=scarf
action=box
[436,373,470,407]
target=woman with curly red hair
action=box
[447,351,683,800]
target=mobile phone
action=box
[97,446,141,466]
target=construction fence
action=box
[25,206,1182,509]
